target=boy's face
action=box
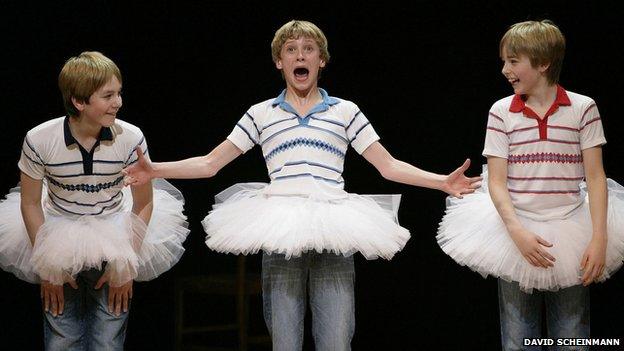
[74,76,122,127]
[501,48,549,96]
[275,36,326,92]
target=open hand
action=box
[122,147,153,186]
[41,278,78,316]
[95,271,133,316]
[442,159,482,198]
[510,227,556,268]
[580,236,607,286]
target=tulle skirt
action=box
[202,183,410,260]
[437,173,624,292]
[0,179,189,286]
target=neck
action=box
[69,116,102,139]
[285,85,322,107]
[526,83,558,107]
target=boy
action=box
[0,51,189,350]
[437,20,624,350]
[125,20,480,350]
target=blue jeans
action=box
[498,279,590,351]
[262,252,355,351]
[43,268,129,351]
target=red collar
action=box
[509,85,571,118]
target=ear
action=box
[538,62,550,74]
[275,59,283,70]
[71,96,87,112]
[319,59,326,68]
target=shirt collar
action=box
[63,116,114,147]
[271,88,340,116]
[509,85,571,113]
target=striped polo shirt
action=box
[18,116,149,216]
[483,86,606,220]
[227,88,379,198]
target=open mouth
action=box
[294,67,309,80]
[509,78,519,84]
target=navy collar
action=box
[271,88,340,117]
[63,116,113,147]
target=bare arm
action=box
[124,140,243,186]
[361,141,481,197]
[487,156,555,268]
[579,146,608,285]
[20,172,44,246]
[130,181,153,225]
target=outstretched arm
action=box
[361,141,481,198]
[124,140,243,186]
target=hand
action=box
[95,272,133,316]
[41,278,78,316]
[509,227,556,268]
[122,147,154,186]
[580,236,607,286]
[442,159,482,198]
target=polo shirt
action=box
[483,86,606,220]
[227,88,379,198]
[18,116,149,216]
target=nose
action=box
[501,62,510,76]
[114,94,123,108]
[296,48,305,61]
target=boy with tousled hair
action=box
[437,20,624,350]
[124,20,480,350]
[0,51,189,350]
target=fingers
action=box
[581,262,593,285]
[458,158,471,172]
[135,146,144,161]
[57,286,65,315]
[538,249,556,263]
[115,291,122,316]
[68,278,79,289]
[43,285,50,313]
[122,291,129,314]
[108,287,115,314]
[580,253,588,270]
[95,275,107,290]
[536,236,553,248]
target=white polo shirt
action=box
[227,89,379,198]
[483,86,606,220]
[18,116,149,216]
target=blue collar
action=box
[271,88,340,118]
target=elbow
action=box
[378,158,398,181]
[202,158,219,178]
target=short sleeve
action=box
[126,131,150,165]
[482,110,509,159]
[579,101,606,150]
[227,111,260,153]
[18,135,45,180]
[345,108,380,154]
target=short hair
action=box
[58,51,122,117]
[500,20,566,85]
[271,20,330,64]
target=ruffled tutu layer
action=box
[437,173,624,292]
[0,179,189,286]
[202,183,410,260]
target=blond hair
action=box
[500,20,566,84]
[271,20,330,64]
[58,51,122,117]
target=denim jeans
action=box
[498,279,590,351]
[43,268,130,351]
[262,252,355,351]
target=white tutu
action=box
[437,171,624,292]
[0,179,189,286]
[202,183,410,260]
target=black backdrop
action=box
[1,1,623,350]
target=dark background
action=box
[1,1,623,350]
